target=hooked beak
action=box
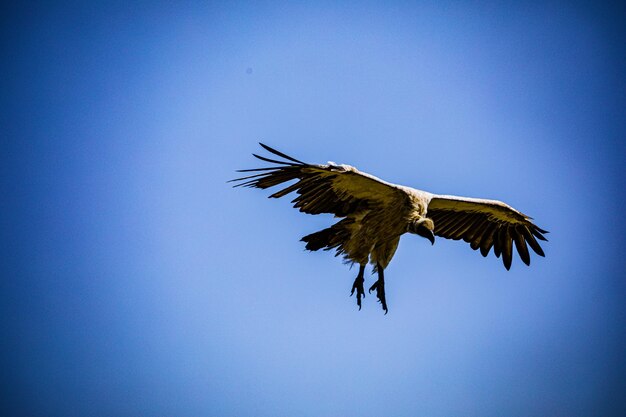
[416,227,435,245]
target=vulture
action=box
[231,143,548,313]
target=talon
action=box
[369,279,387,311]
[350,264,366,310]
[372,263,388,313]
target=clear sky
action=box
[2,2,625,416]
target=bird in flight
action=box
[231,143,548,313]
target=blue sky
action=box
[2,2,625,416]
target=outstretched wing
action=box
[230,143,407,216]
[427,195,548,270]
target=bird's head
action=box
[408,218,435,245]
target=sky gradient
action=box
[2,2,625,416]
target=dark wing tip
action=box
[502,254,512,270]
[258,143,306,165]
[517,252,531,267]
[252,153,298,166]
[532,228,549,241]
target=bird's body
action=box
[300,172,430,269]
[232,144,548,313]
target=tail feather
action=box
[301,219,353,254]
[301,228,335,251]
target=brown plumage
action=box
[231,143,548,313]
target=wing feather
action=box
[428,194,547,269]
[464,217,486,243]
[501,227,513,270]
[479,223,497,257]
[258,142,306,164]
[450,215,476,240]
[466,217,488,243]
[231,143,408,217]
[493,231,502,258]
[269,182,302,199]
[521,226,545,257]
[513,226,531,266]
[431,213,457,231]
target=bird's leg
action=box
[369,263,388,314]
[350,264,366,310]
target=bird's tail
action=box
[301,228,336,251]
[301,219,353,254]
